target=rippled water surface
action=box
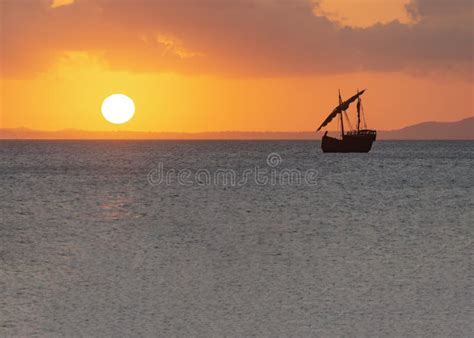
[0,141,472,336]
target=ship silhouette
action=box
[317,89,376,153]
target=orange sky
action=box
[1,0,473,133]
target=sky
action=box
[0,0,473,133]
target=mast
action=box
[338,89,344,138]
[356,89,361,132]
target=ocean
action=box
[0,140,472,336]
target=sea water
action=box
[0,140,472,336]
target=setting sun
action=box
[101,94,135,124]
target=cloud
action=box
[405,0,473,20]
[1,0,472,79]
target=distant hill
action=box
[378,117,474,140]
[0,128,316,140]
[1,117,472,140]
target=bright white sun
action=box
[101,94,135,124]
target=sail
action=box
[317,89,366,131]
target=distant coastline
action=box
[1,117,473,140]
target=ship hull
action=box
[321,133,375,153]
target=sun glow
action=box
[101,94,135,124]
[51,0,75,9]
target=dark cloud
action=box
[405,0,473,19]
[1,0,472,79]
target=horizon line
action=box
[1,116,473,135]
[1,116,473,140]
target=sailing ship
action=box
[317,89,376,153]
